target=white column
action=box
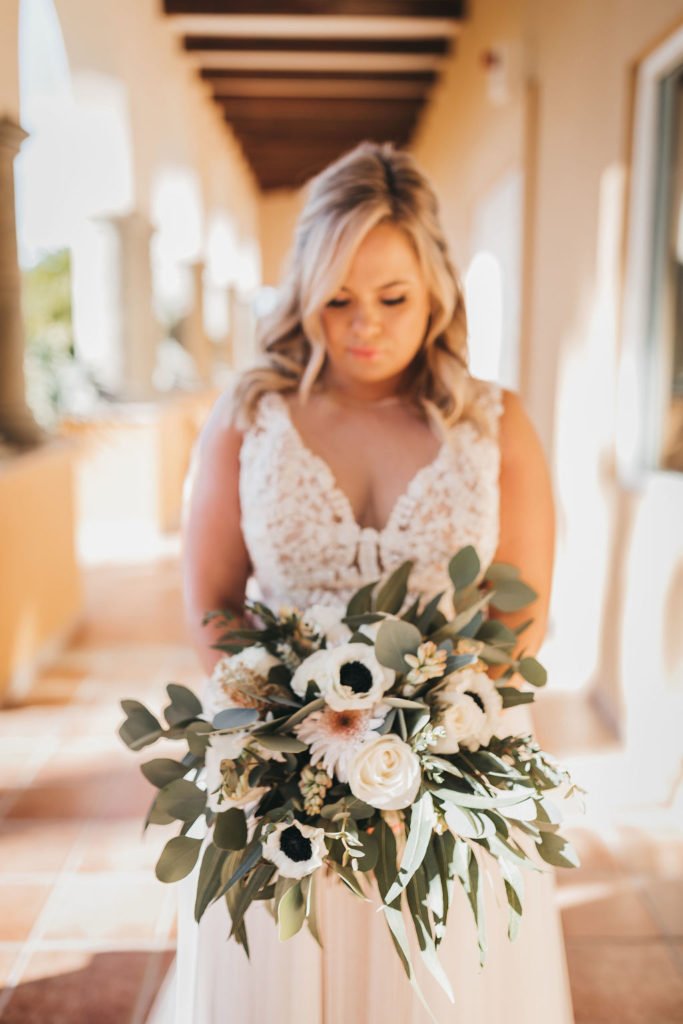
[0,117,44,447]
[73,210,161,400]
[180,260,212,384]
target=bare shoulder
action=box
[498,387,546,467]
[196,385,245,461]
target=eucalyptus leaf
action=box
[141,758,188,789]
[406,870,454,1003]
[156,779,206,822]
[448,546,481,591]
[383,697,429,710]
[374,619,422,674]
[277,697,324,731]
[330,861,367,899]
[518,657,547,687]
[415,591,446,633]
[185,720,214,757]
[355,829,379,873]
[118,702,163,751]
[536,831,580,869]
[255,733,308,753]
[217,840,265,898]
[213,807,248,850]
[489,579,538,613]
[346,579,379,616]
[194,843,229,922]
[164,683,203,726]
[497,686,535,707]
[374,560,413,615]
[155,835,202,882]
[213,707,260,730]
[228,862,275,941]
[432,786,532,810]
[484,561,520,582]
[384,790,435,904]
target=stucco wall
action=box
[413,0,683,792]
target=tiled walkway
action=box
[1,556,682,1022]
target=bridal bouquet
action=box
[119,547,583,1014]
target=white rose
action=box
[301,603,352,647]
[290,643,394,710]
[431,692,486,754]
[347,734,422,810]
[433,668,503,752]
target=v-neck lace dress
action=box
[146,381,575,1024]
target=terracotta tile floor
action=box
[1,554,682,1023]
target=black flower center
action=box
[280,825,313,862]
[465,690,485,713]
[339,660,374,694]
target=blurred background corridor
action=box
[0,1,682,1021]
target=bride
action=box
[148,141,574,1023]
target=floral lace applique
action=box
[238,384,503,614]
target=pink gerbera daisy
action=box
[294,705,387,783]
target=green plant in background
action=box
[21,248,99,428]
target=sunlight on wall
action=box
[150,164,203,328]
[16,0,75,265]
[464,251,504,381]
[549,163,625,695]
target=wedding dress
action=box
[146,381,575,1023]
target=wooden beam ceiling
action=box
[162,1,465,191]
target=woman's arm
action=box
[487,388,556,680]
[181,390,253,676]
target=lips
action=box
[347,346,381,359]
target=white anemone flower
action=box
[290,643,395,710]
[293,705,387,782]
[261,820,328,879]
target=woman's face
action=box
[318,221,431,397]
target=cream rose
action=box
[347,734,422,810]
[431,692,486,754]
[432,668,503,753]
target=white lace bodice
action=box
[238,383,504,613]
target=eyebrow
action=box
[337,279,411,292]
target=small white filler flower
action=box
[261,820,328,879]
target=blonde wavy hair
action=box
[231,140,492,440]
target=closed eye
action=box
[325,296,407,309]
[381,296,406,306]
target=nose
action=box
[351,304,381,340]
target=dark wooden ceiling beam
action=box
[165,1,464,18]
[184,36,450,54]
[217,96,423,119]
[200,68,437,82]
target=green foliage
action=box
[155,836,202,882]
